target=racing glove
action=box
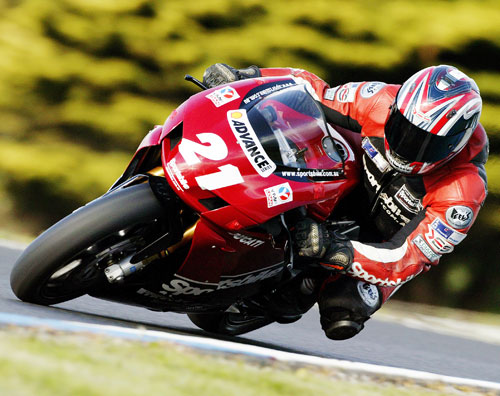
[202,63,261,88]
[294,218,354,273]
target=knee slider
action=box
[318,277,381,340]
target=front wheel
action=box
[10,183,166,305]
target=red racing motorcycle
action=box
[10,76,362,335]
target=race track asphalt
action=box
[1,243,499,383]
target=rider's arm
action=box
[260,68,331,100]
[203,64,392,133]
[347,161,487,288]
[272,66,488,289]
[260,68,400,134]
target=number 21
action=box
[178,133,243,190]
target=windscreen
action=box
[246,85,344,172]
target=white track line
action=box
[0,312,499,392]
[0,239,28,251]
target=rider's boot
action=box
[318,276,382,340]
[249,276,319,324]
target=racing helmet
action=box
[384,65,482,175]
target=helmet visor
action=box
[385,108,465,163]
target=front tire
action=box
[10,183,165,305]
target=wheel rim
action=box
[39,223,153,301]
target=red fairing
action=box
[173,217,285,284]
[136,125,163,151]
[157,76,362,285]
[260,67,488,299]
[160,77,360,228]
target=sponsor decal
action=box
[242,81,295,105]
[412,107,431,124]
[324,86,340,101]
[162,278,216,296]
[161,265,283,296]
[136,288,170,301]
[360,82,385,98]
[348,261,420,287]
[264,182,293,208]
[336,82,361,103]
[230,232,265,248]
[362,137,379,159]
[357,281,380,308]
[206,86,240,108]
[362,137,390,172]
[218,265,283,290]
[227,110,276,177]
[424,226,454,254]
[166,158,189,191]
[378,192,411,226]
[413,234,441,262]
[446,206,473,229]
[280,169,342,178]
[430,218,466,245]
[364,158,411,227]
[385,148,415,174]
[394,185,423,214]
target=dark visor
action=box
[385,109,465,163]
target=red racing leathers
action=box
[260,67,489,303]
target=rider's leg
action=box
[318,275,397,340]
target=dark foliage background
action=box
[0,0,498,311]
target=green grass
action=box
[380,300,500,328]
[0,328,475,396]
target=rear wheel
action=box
[187,312,226,333]
[10,183,166,305]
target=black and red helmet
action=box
[384,65,482,175]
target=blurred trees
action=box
[0,0,499,311]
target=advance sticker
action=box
[228,110,276,177]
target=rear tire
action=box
[188,311,274,336]
[10,183,165,305]
[187,313,225,333]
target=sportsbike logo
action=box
[227,110,276,178]
[348,262,420,287]
[162,279,216,296]
[161,265,284,296]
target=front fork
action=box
[104,168,198,284]
[103,222,197,284]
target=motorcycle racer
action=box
[203,63,488,340]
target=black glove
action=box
[294,218,330,258]
[294,218,354,273]
[320,232,354,273]
[202,63,261,88]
